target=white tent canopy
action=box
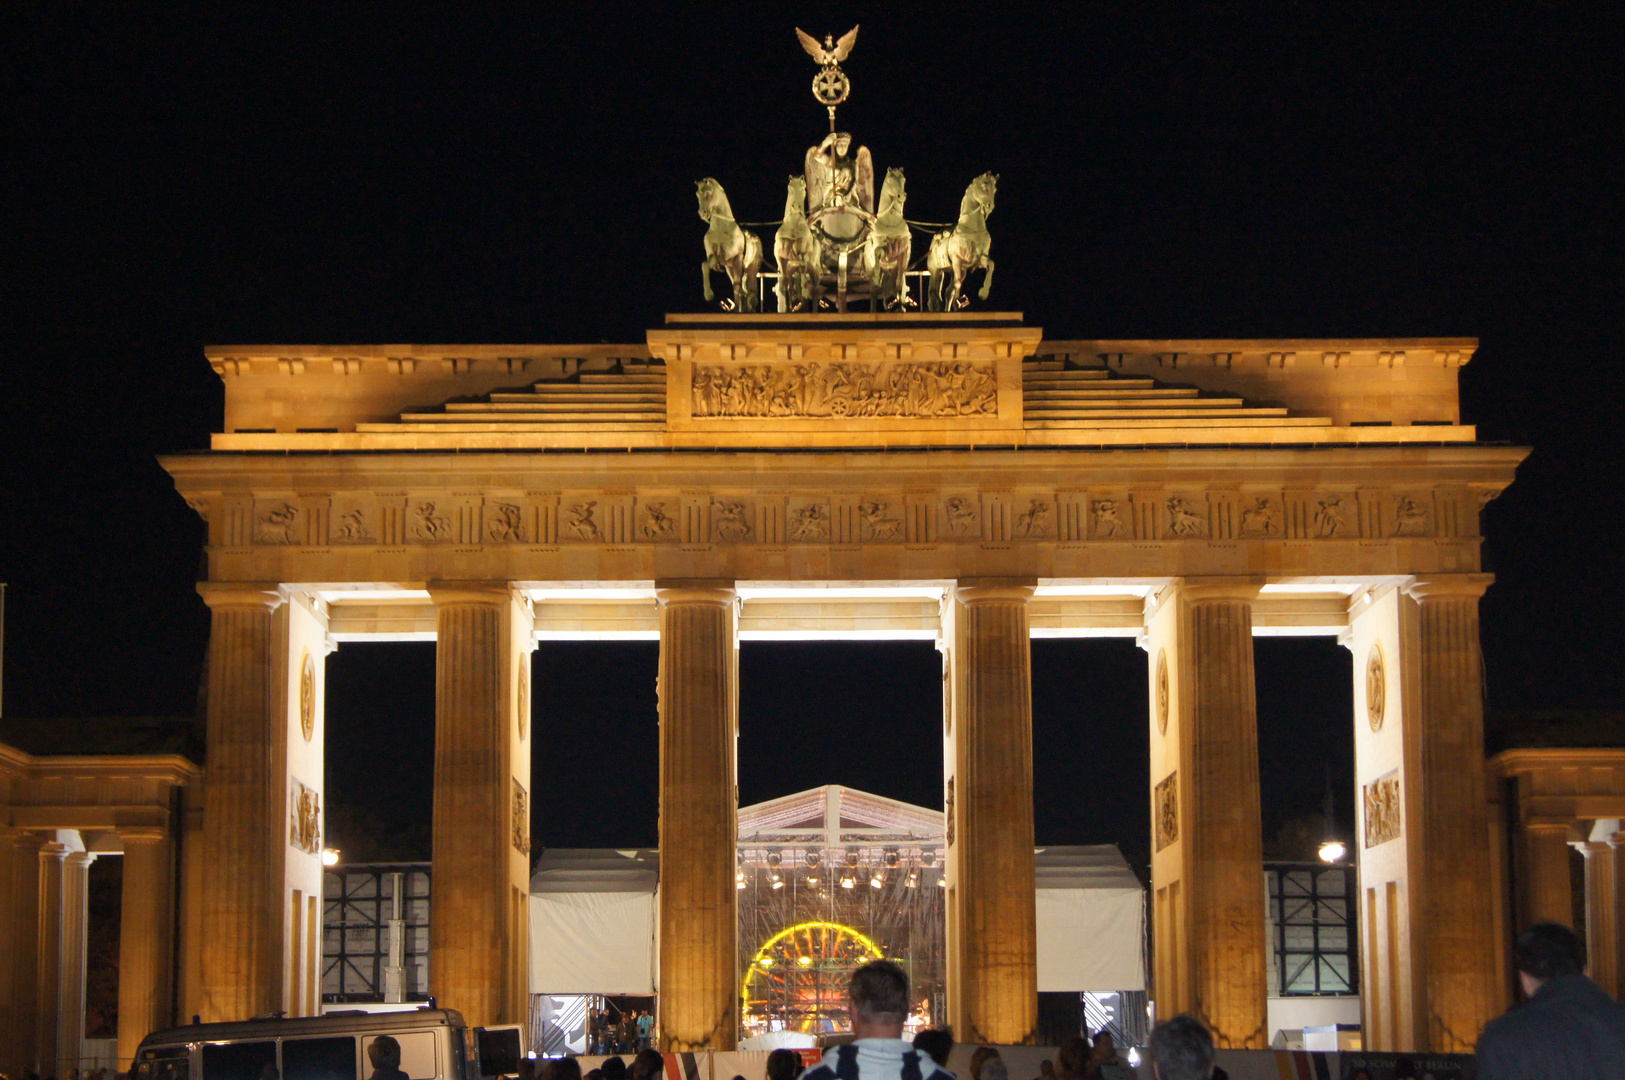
[1034,845,1147,992]
[529,849,658,994]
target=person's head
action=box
[601,1058,627,1080]
[1514,921,1584,995]
[1091,1033,1115,1061]
[552,1058,582,1080]
[912,1030,953,1069]
[848,960,910,1037]
[968,1047,1002,1080]
[1039,1063,1055,1080]
[1148,1015,1215,1080]
[980,1062,1007,1080]
[765,1049,801,1080]
[368,1037,402,1073]
[1057,1036,1090,1077]
[630,1051,664,1080]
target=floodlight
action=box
[906,871,919,888]
[920,850,936,867]
[844,849,860,868]
[806,851,821,868]
[321,848,340,867]
[797,956,813,967]
[870,873,884,889]
[1318,840,1346,863]
[883,850,899,867]
[840,874,856,889]
[767,851,782,868]
[771,876,784,890]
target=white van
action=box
[132,1008,525,1080]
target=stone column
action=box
[1180,581,1267,1049]
[1401,576,1499,1051]
[656,583,739,1051]
[1579,841,1619,996]
[36,840,67,1075]
[1520,822,1575,928]
[57,851,94,1080]
[197,583,288,1022]
[118,827,175,1068]
[945,582,1037,1045]
[429,584,532,1030]
[0,831,42,1079]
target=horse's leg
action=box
[978,255,995,301]
[702,257,715,303]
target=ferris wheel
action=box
[742,920,886,1034]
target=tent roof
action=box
[530,848,658,894]
[738,785,944,842]
[1034,845,1144,891]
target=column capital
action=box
[427,581,521,607]
[63,850,96,869]
[1179,576,1264,603]
[656,580,737,606]
[1404,573,1494,602]
[954,578,1035,605]
[197,582,286,611]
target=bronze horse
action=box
[697,177,763,312]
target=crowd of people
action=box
[585,1008,654,1056]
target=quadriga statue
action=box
[696,177,763,313]
[927,172,997,311]
[773,176,817,313]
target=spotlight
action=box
[771,876,784,890]
[807,875,819,887]
[1318,840,1347,864]
[906,871,919,888]
[840,874,856,889]
[321,848,340,867]
[797,956,812,967]
[806,851,821,868]
[736,871,746,889]
[883,850,899,868]
[921,850,936,867]
[870,873,884,889]
[937,876,946,887]
[767,851,782,868]
[844,850,860,868]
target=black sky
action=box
[3,7,1623,864]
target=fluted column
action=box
[946,581,1038,1044]
[57,851,94,1080]
[118,827,174,1068]
[1402,576,1498,1051]
[36,840,67,1075]
[1580,841,1619,996]
[197,583,287,1022]
[1521,822,1575,928]
[656,583,738,1051]
[429,584,532,1030]
[1180,581,1267,1049]
[0,832,42,1079]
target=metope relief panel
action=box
[255,499,303,545]
[1237,495,1282,538]
[1089,496,1132,540]
[483,498,529,543]
[1154,772,1179,852]
[561,498,606,542]
[690,360,998,419]
[858,498,906,542]
[787,498,833,542]
[710,497,755,542]
[941,495,982,540]
[330,497,375,544]
[1390,492,1435,537]
[1164,495,1210,539]
[511,779,530,856]
[1013,495,1055,539]
[1363,770,1402,848]
[636,496,681,542]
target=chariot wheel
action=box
[742,920,884,1035]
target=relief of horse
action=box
[865,167,911,311]
[773,175,818,313]
[697,177,763,312]
[926,172,997,311]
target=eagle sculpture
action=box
[795,25,859,67]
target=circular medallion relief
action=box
[299,650,316,742]
[517,664,530,740]
[1155,649,1170,735]
[1366,642,1387,732]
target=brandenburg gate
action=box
[158,313,1524,1052]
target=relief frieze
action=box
[691,360,997,419]
[1091,499,1130,539]
[1015,498,1053,539]
[1238,497,1280,537]
[638,500,679,541]
[1154,772,1179,852]
[1391,495,1433,537]
[486,502,527,543]
[290,778,321,855]
[1166,496,1210,539]
[943,496,981,538]
[788,500,832,541]
[257,503,301,545]
[711,499,754,542]
[859,500,904,541]
[1364,771,1402,848]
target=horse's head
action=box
[964,172,998,217]
[879,167,906,214]
[696,177,728,223]
[784,175,807,217]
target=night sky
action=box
[3,8,1622,871]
